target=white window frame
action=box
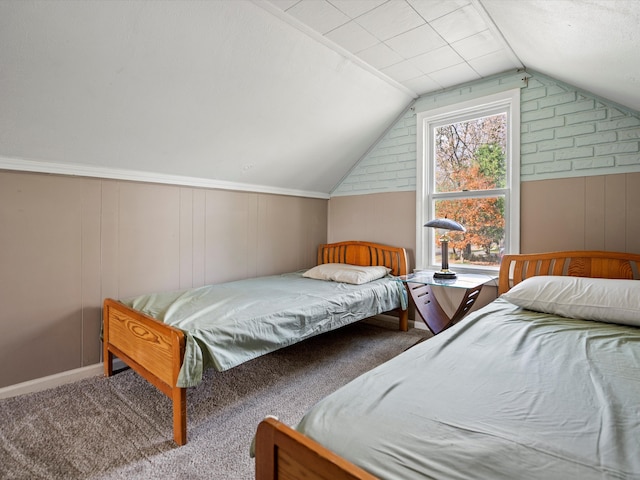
[415,89,520,275]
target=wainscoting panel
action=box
[0,170,327,388]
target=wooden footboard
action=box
[103,298,187,445]
[103,241,411,447]
[255,417,376,480]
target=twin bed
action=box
[102,241,409,446]
[254,250,640,479]
[104,244,640,478]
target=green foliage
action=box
[475,143,506,188]
[433,114,507,263]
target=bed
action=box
[254,250,640,479]
[102,240,408,446]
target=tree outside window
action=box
[434,114,506,268]
[416,88,520,274]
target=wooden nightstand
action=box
[400,272,495,335]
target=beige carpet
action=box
[0,322,427,479]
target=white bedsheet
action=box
[124,272,405,387]
[296,298,640,479]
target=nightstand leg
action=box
[406,283,483,335]
[450,285,483,324]
[406,282,450,335]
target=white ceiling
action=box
[481,0,640,112]
[271,0,640,110]
[268,0,521,94]
[1,0,638,197]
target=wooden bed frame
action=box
[254,250,640,480]
[102,240,408,446]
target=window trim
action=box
[415,89,521,274]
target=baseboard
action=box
[0,359,127,400]
[0,318,424,400]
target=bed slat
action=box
[498,250,640,294]
[538,259,552,276]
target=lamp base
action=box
[434,270,457,279]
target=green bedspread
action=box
[296,298,640,479]
[123,272,405,387]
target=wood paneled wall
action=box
[3,169,637,388]
[521,173,640,254]
[0,171,327,387]
[329,173,640,268]
[328,191,417,267]
[328,172,640,322]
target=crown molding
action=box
[0,156,331,199]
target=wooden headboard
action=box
[498,250,640,295]
[317,241,409,277]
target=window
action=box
[416,89,520,274]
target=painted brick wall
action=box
[332,71,640,196]
[521,74,640,179]
[333,111,418,195]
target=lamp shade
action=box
[424,218,466,232]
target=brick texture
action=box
[332,72,640,196]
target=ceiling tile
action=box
[452,29,502,60]
[402,74,442,94]
[356,0,425,41]
[385,23,447,59]
[407,0,470,22]
[287,0,350,35]
[268,0,299,10]
[382,59,424,83]
[430,4,487,43]
[326,20,379,53]
[357,42,404,70]
[428,62,481,88]
[328,0,387,19]
[412,45,463,74]
[467,50,519,77]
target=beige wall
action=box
[4,169,637,387]
[328,191,417,267]
[0,171,327,387]
[328,172,640,322]
[328,190,497,320]
[521,173,640,254]
[329,172,640,262]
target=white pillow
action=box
[501,275,640,327]
[303,263,391,285]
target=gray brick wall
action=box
[521,75,640,179]
[332,71,640,196]
[333,112,417,195]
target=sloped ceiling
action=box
[1,0,638,197]
[480,0,640,113]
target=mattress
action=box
[124,272,405,387]
[295,298,640,479]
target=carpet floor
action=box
[0,322,427,479]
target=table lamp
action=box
[424,218,466,279]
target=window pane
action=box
[434,113,507,193]
[433,197,505,268]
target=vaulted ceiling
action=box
[1,0,638,197]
